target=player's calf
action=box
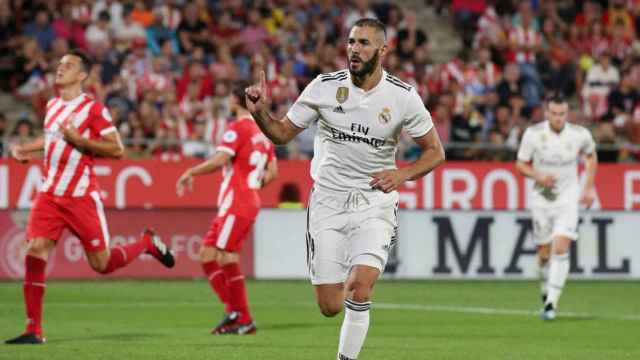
[315,284,345,317]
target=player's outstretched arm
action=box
[61,122,124,158]
[10,136,45,162]
[245,71,303,145]
[371,129,445,193]
[176,151,232,196]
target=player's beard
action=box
[349,49,379,79]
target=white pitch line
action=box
[0,300,638,321]
[373,303,640,321]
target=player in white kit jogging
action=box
[245,18,445,360]
[516,94,598,320]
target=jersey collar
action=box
[348,69,386,95]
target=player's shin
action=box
[23,255,47,336]
[101,240,147,274]
[222,262,252,323]
[202,261,232,313]
[338,299,371,360]
[538,259,549,302]
[546,252,570,308]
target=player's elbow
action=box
[436,145,446,165]
[111,144,125,159]
[429,143,445,168]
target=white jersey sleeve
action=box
[286,76,322,129]
[517,128,535,162]
[579,128,596,155]
[402,88,433,138]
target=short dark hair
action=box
[352,18,387,40]
[232,80,252,109]
[546,92,567,106]
[68,49,93,74]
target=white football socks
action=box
[546,253,570,308]
[538,261,549,296]
[337,299,371,360]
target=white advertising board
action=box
[254,209,639,279]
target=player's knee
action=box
[199,246,217,263]
[217,251,239,265]
[27,240,52,258]
[318,300,343,317]
[346,280,373,303]
[91,260,110,274]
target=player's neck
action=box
[351,67,383,91]
[549,122,565,134]
[236,108,251,118]
[59,84,83,102]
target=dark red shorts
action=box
[26,191,109,253]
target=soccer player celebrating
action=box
[176,81,277,335]
[246,18,445,359]
[6,50,175,345]
[516,93,598,320]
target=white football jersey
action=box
[517,121,596,207]
[287,69,433,192]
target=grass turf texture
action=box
[1,280,639,360]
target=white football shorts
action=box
[531,203,579,245]
[305,187,399,285]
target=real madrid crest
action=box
[378,107,392,124]
[336,87,349,104]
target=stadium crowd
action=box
[0,0,639,162]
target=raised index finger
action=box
[260,70,266,90]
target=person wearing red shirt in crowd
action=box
[5,50,175,345]
[176,80,277,335]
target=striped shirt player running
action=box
[245,19,445,360]
[176,81,277,335]
[5,50,175,345]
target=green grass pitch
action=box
[1,280,639,359]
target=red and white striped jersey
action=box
[40,93,116,197]
[215,117,275,219]
[508,26,540,64]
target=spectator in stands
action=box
[8,118,36,149]
[344,0,377,31]
[25,8,55,52]
[608,72,638,118]
[147,9,179,56]
[595,119,620,163]
[85,11,112,51]
[113,4,146,48]
[52,3,87,50]
[396,13,428,62]
[91,0,124,30]
[449,101,484,160]
[582,52,620,121]
[496,63,524,106]
[177,3,209,53]
[508,1,543,107]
